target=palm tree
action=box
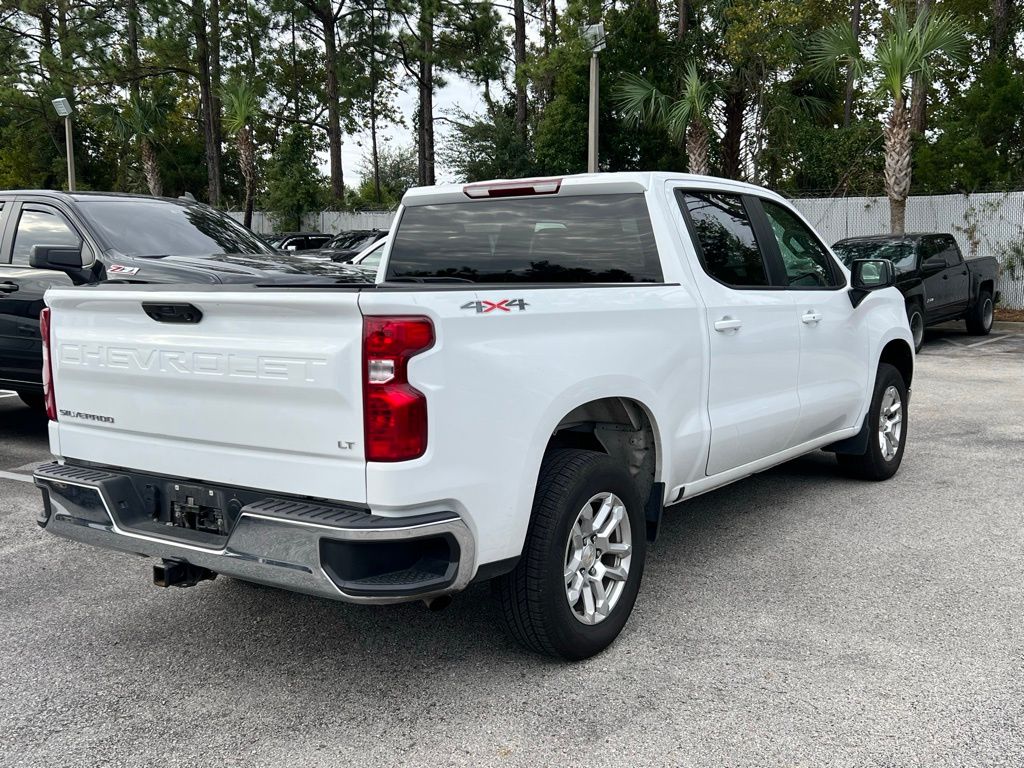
[615,61,715,176]
[111,94,170,197]
[809,7,968,234]
[222,80,260,228]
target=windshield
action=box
[833,240,917,275]
[328,232,378,250]
[78,200,276,257]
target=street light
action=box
[51,97,76,192]
[582,23,606,174]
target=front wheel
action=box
[837,362,908,481]
[493,449,647,660]
[965,290,994,336]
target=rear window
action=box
[386,194,663,283]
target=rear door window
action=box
[677,191,768,288]
[938,236,962,267]
[386,194,663,283]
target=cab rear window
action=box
[386,194,663,283]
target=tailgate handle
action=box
[142,302,203,324]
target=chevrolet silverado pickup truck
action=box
[34,173,914,659]
[833,233,999,351]
[0,190,368,409]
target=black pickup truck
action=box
[833,233,999,351]
[0,190,369,409]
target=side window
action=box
[760,200,840,288]
[939,236,962,267]
[12,207,82,265]
[678,191,768,287]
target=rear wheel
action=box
[906,302,925,352]
[493,449,647,660]
[966,289,994,336]
[837,363,907,481]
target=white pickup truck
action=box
[34,173,914,659]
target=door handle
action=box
[714,317,742,332]
[801,311,823,324]
[0,282,18,293]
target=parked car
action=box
[348,237,387,270]
[0,190,368,409]
[317,229,387,262]
[266,232,332,251]
[832,233,999,351]
[34,173,914,659]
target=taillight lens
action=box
[363,316,434,462]
[40,307,57,421]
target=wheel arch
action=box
[879,338,914,389]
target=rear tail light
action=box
[363,316,434,462]
[40,307,57,421]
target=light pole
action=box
[51,97,76,192]
[582,23,606,173]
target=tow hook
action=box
[422,595,452,612]
[153,559,217,588]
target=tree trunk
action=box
[686,121,709,176]
[991,0,1012,58]
[323,13,344,202]
[513,0,527,144]
[210,0,223,196]
[843,0,861,128]
[140,138,163,197]
[721,81,745,179]
[884,98,912,234]
[677,0,687,39]
[417,2,435,187]
[193,0,221,205]
[909,0,930,135]
[238,127,255,228]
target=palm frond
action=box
[613,73,671,129]
[222,80,260,135]
[807,23,863,79]
[665,61,714,143]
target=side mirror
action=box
[29,244,84,271]
[849,258,895,308]
[921,254,945,276]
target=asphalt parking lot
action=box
[0,326,1021,768]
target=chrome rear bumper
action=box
[34,462,475,605]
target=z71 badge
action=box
[461,299,529,314]
[107,264,140,276]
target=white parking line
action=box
[0,470,34,484]
[965,334,1010,348]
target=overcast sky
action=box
[333,74,485,189]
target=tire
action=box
[906,301,925,353]
[837,363,908,481]
[965,289,994,336]
[493,449,647,660]
[17,392,45,412]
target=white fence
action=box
[792,192,1024,309]
[233,192,1024,309]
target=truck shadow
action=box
[98,451,852,697]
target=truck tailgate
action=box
[45,287,367,504]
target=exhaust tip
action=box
[423,594,452,612]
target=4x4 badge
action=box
[461,299,529,314]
